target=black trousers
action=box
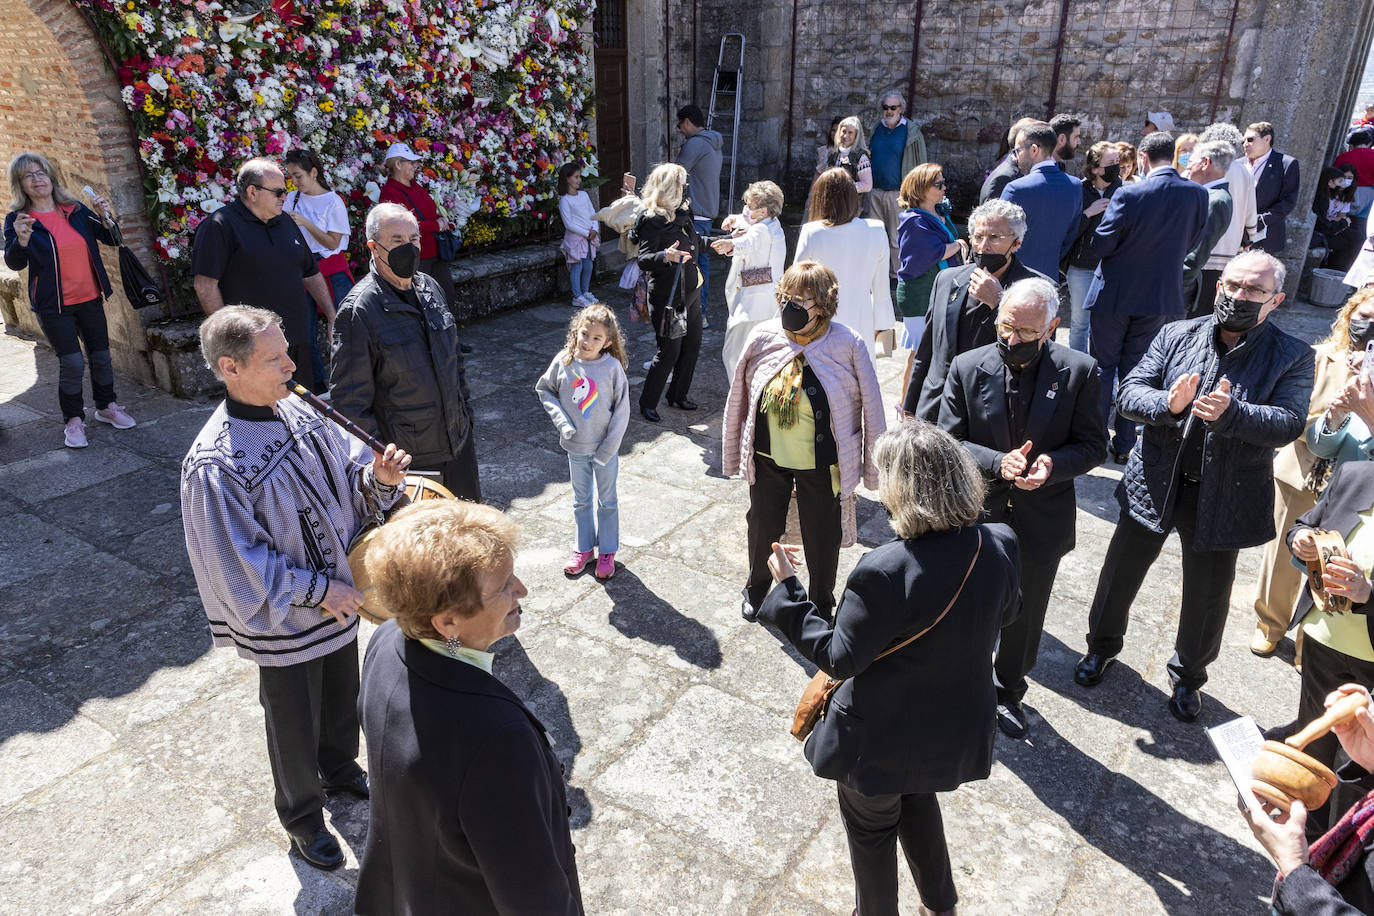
[1190,268,1224,318]
[36,298,117,421]
[1085,480,1239,689]
[257,639,364,834]
[837,782,957,915]
[437,433,482,503]
[1295,636,1374,838]
[994,546,1063,705]
[640,299,703,410]
[745,453,841,612]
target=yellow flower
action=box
[253,92,264,106]
[318,99,335,113]
[142,96,165,116]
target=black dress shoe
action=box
[667,398,698,410]
[1168,683,1203,722]
[740,596,760,622]
[323,771,369,800]
[640,405,661,422]
[1074,652,1116,687]
[459,342,473,354]
[1111,448,1130,465]
[287,827,344,870]
[996,701,1029,739]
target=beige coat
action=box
[1274,342,1348,489]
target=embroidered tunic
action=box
[181,394,402,667]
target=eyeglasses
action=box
[21,169,48,181]
[778,295,818,310]
[882,105,901,111]
[1009,147,1023,157]
[970,231,1011,244]
[1221,280,1276,299]
[933,180,947,189]
[251,184,289,198]
[996,322,1045,343]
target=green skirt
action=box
[896,265,940,318]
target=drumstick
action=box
[289,383,388,454]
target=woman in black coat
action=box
[355,500,583,916]
[756,419,1021,916]
[629,162,701,422]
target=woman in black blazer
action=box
[354,500,583,916]
[757,420,1021,916]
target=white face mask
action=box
[1340,178,1355,188]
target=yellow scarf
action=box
[760,321,829,428]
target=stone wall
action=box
[0,0,158,383]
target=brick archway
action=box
[0,0,155,384]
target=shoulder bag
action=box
[791,528,983,740]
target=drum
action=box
[1306,528,1353,615]
[347,475,455,623]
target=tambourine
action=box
[347,475,456,623]
[1306,528,1353,614]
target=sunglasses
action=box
[252,183,289,198]
[882,105,901,111]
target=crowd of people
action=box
[14,91,1374,915]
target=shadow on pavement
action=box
[602,567,723,669]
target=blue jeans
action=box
[693,217,711,311]
[1089,309,1167,454]
[1065,266,1095,353]
[568,256,594,298]
[569,453,619,553]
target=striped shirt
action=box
[181,394,401,667]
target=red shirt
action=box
[31,206,99,305]
[1335,147,1374,187]
[379,178,442,259]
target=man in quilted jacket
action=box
[1072,250,1314,722]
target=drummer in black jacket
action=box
[330,202,479,501]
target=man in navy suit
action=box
[939,277,1105,738]
[1001,120,1081,279]
[1244,121,1301,255]
[1086,131,1208,462]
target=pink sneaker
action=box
[563,550,594,576]
[63,417,88,448]
[94,403,136,429]
[594,552,616,580]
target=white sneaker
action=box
[94,403,136,429]
[64,417,88,448]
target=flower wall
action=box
[75,0,596,279]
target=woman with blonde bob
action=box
[630,162,701,421]
[711,179,787,376]
[355,500,584,915]
[753,419,1020,916]
[723,260,886,621]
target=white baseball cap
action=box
[383,142,422,162]
[1146,111,1176,133]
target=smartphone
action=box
[81,185,97,200]
[621,172,636,193]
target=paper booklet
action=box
[1206,716,1266,811]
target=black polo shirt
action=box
[191,198,319,344]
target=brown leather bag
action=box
[790,530,983,741]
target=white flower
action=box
[200,198,226,213]
[364,180,381,203]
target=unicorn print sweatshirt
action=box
[535,351,630,466]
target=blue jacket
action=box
[3,203,115,315]
[1000,160,1081,279]
[1084,166,1208,318]
[1115,315,1314,551]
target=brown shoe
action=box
[1251,629,1281,657]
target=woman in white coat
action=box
[712,180,787,376]
[794,168,893,364]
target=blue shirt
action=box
[870,121,906,190]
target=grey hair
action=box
[366,202,418,241]
[235,157,282,196]
[880,90,904,108]
[1198,122,1244,158]
[1227,249,1287,291]
[200,305,282,381]
[1193,139,1235,173]
[875,420,985,540]
[742,180,784,218]
[969,198,1028,242]
[1001,277,1059,325]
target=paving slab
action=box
[0,680,115,806]
[0,442,150,502]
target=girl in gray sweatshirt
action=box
[535,303,631,579]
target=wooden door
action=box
[593,0,630,210]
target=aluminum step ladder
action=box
[706,33,745,218]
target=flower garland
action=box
[74,0,596,279]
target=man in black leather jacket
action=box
[1073,250,1314,721]
[330,203,479,501]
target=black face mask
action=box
[974,250,1008,273]
[1102,163,1121,183]
[379,241,419,279]
[1213,292,1266,333]
[997,335,1042,369]
[1350,318,1374,349]
[780,300,812,332]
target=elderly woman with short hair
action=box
[355,499,583,915]
[724,260,885,621]
[711,179,787,376]
[755,419,1020,916]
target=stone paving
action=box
[0,276,1340,915]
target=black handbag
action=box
[434,229,461,261]
[660,260,687,340]
[109,221,164,307]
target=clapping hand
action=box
[1000,440,1033,481]
[372,443,412,486]
[1322,555,1372,606]
[1015,454,1053,490]
[1192,377,1232,422]
[1167,372,1201,415]
[768,542,803,583]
